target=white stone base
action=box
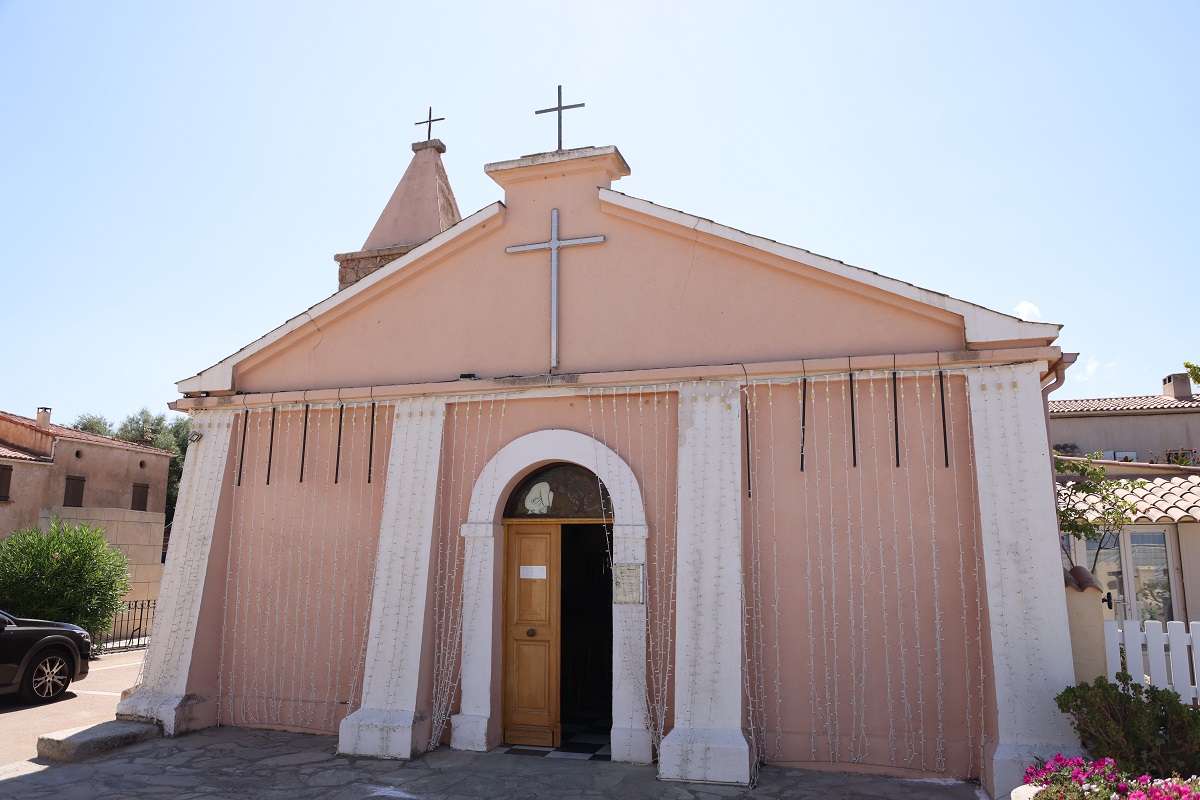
[449,713,491,752]
[610,724,653,764]
[338,708,420,759]
[115,690,209,737]
[658,727,753,784]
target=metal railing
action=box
[101,599,156,652]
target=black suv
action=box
[0,609,91,703]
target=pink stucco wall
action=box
[188,378,990,779]
[210,404,392,733]
[230,171,966,396]
[742,373,988,778]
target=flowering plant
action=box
[1025,754,1200,799]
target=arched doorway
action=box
[501,464,614,747]
[450,428,653,764]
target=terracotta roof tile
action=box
[1049,395,1200,413]
[0,410,174,456]
[0,440,46,462]
[1059,475,1200,524]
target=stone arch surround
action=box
[450,428,653,763]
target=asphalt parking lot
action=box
[0,649,144,767]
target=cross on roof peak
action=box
[414,106,444,142]
[535,85,585,152]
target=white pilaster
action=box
[611,523,653,764]
[659,383,752,784]
[338,397,446,759]
[116,409,235,735]
[449,520,501,752]
[967,364,1079,799]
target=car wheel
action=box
[19,648,72,703]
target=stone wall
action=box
[40,506,165,602]
[335,244,418,291]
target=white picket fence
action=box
[1104,619,1200,702]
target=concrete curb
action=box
[36,720,161,762]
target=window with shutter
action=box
[0,465,11,501]
[64,475,85,507]
[131,483,149,512]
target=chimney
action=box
[1163,373,1194,399]
[36,407,51,428]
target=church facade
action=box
[118,139,1078,798]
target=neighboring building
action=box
[0,407,173,602]
[1049,373,1200,464]
[121,137,1076,799]
[1059,460,1200,626]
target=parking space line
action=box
[89,661,144,672]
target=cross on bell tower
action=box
[414,107,444,141]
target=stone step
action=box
[37,720,161,763]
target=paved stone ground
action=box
[0,726,987,800]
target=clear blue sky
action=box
[2,1,1196,426]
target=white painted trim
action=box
[598,189,1061,348]
[177,203,505,394]
[658,383,752,784]
[450,522,500,752]
[116,409,235,735]
[451,429,653,763]
[966,364,1079,799]
[338,397,447,759]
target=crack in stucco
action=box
[307,314,325,370]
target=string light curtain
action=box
[742,370,986,779]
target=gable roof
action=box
[1049,395,1200,414]
[177,149,1061,396]
[0,410,175,456]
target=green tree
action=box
[70,413,114,437]
[1055,452,1144,570]
[1186,361,1200,384]
[0,518,131,651]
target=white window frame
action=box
[1065,524,1186,623]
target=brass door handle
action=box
[526,628,537,638]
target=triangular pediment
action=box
[178,152,1059,397]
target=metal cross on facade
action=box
[505,208,605,370]
[415,107,444,141]
[535,85,584,151]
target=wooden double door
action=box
[503,521,612,747]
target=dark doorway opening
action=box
[560,523,612,728]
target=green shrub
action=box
[1055,670,1200,777]
[0,518,130,652]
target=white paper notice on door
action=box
[520,565,547,580]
